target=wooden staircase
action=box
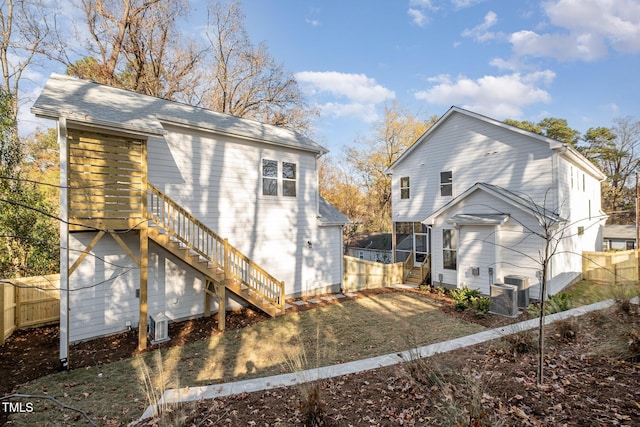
[403,253,431,286]
[146,183,285,318]
[405,267,425,285]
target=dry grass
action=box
[9,291,487,426]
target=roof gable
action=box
[31,73,327,154]
[424,182,565,225]
[318,196,350,226]
[386,106,604,180]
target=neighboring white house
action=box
[344,233,394,264]
[603,224,636,250]
[31,73,349,351]
[386,106,607,299]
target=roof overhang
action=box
[31,109,165,138]
[157,115,328,155]
[424,183,565,226]
[447,213,510,226]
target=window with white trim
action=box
[440,171,452,197]
[262,159,297,197]
[262,159,278,196]
[282,162,297,197]
[400,176,410,199]
[443,228,457,270]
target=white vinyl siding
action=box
[400,176,410,199]
[147,126,338,297]
[391,112,555,222]
[457,225,497,295]
[65,124,344,342]
[67,233,214,342]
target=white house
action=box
[386,107,607,299]
[603,224,636,250]
[344,233,394,264]
[31,73,349,361]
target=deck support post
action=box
[138,142,149,351]
[138,225,148,351]
[204,279,212,318]
[216,281,226,331]
[218,238,230,331]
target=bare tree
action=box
[0,0,53,168]
[344,102,436,231]
[68,0,205,100]
[583,117,640,224]
[202,1,315,133]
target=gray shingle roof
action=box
[318,197,350,226]
[345,233,392,250]
[31,73,328,154]
[604,224,636,240]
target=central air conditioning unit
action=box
[149,312,170,345]
[504,275,530,308]
[490,283,519,317]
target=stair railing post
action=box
[218,238,231,331]
[280,281,285,314]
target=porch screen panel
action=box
[67,131,145,222]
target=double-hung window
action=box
[262,159,297,197]
[262,159,278,196]
[400,176,410,199]
[282,162,297,197]
[443,228,457,270]
[440,171,452,197]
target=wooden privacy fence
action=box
[343,256,404,292]
[1,274,60,344]
[582,250,639,284]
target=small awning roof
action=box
[447,213,510,226]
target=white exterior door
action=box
[413,232,429,267]
[457,225,497,294]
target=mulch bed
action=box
[137,304,640,426]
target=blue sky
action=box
[229,0,640,155]
[22,0,640,157]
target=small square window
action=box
[400,176,410,199]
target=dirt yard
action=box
[138,301,640,426]
[2,287,639,426]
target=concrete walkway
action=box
[139,298,616,421]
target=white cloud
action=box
[508,0,640,61]
[305,18,321,27]
[461,11,501,42]
[408,8,428,27]
[545,0,640,53]
[510,29,608,61]
[295,71,395,121]
[415,71,555,118]
[451,0,485,9]
[409,0,436,9]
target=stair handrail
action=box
[146,183,285,313]
[419,253,431,284]
[402,251,414,283]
